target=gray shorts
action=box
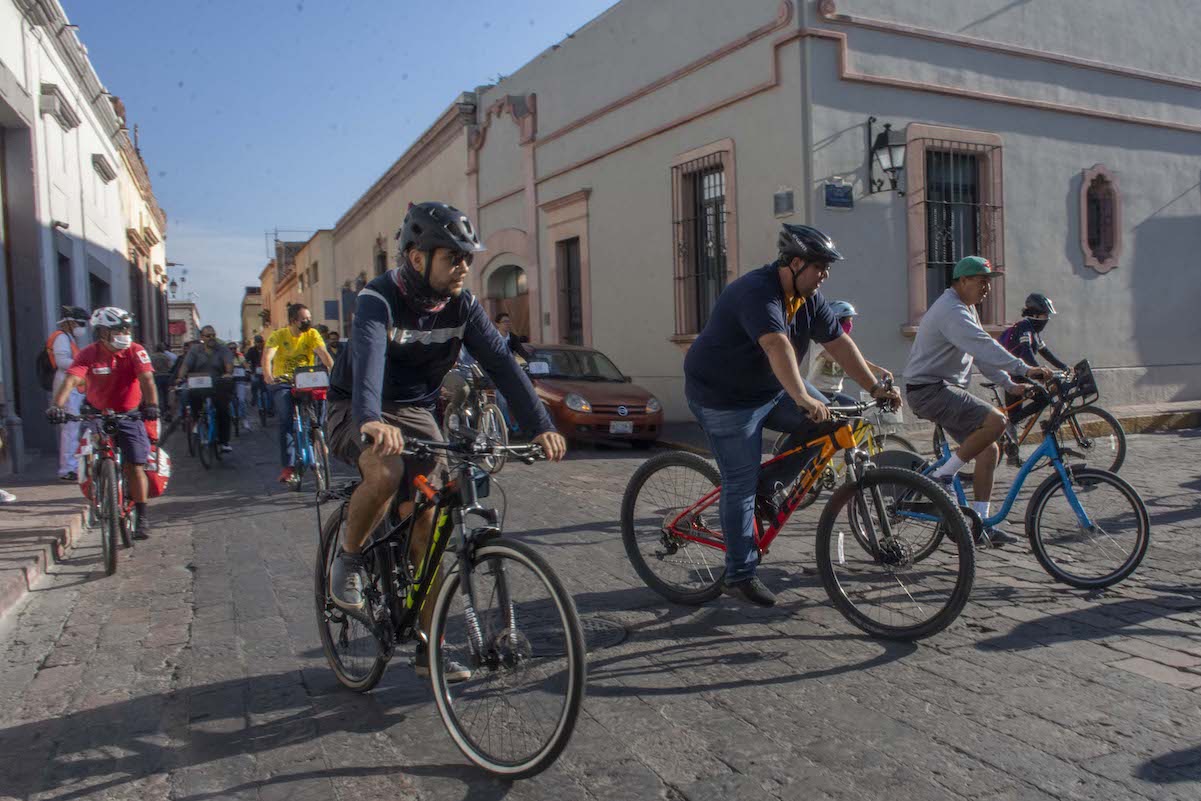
[326,399,445,480]
[906,383,994,445]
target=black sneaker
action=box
[330,552,367,610]
[977,526,1019,547]
[722,576,777,607]
[132,515,150,541]
[413,642,472,683]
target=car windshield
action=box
[529,349,625,381]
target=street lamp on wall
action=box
[868,117,906,195]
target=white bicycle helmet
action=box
[90,306,134,330]
[828,300,858,319]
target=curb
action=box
[0,509,87,621]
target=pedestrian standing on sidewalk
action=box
[46,306,91,481]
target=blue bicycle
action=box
[282,366,331,493]
[882,362,1149,589]
[185,376,223,470]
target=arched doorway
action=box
[483,261,530,340]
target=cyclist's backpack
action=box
[145,445,172,498]
[36,344,57,392]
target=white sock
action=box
[971,500,991,518]
[934,454,965,478]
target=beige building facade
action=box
[240,286,263,345]
[293,230,337,333]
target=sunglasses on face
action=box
[447,249,474,267]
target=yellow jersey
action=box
[266,327,325,382]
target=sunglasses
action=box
[447,249,474,267]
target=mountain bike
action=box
[771,393,917,511]
[282,366,331,493]
[255,367,272,427]
[887,363,1148,588]
[931,359,1125,473]
[314,431,585,777]
[70,411,142,576]
[442,361,509,474]
[622,395,974,640]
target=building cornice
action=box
[334,102,467,234]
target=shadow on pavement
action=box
[1136,745,1201,783]
[975,597,1201,651]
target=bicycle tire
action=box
[931,425,948,458]
[1025,466,1148,589]
[875,432,918,454]
[621,451,725,605]
[481,403,508,474]
[428,538,585,779]
[121,503,135,549]
[197,416,212,469]
[259,404,268,428]
[815,466,974,640]
[186,420,197,457]
[1053,406,1126,474]
[99,459,119,576]
[314,505,389,691]
[313,428,331,494]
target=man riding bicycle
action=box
[1000,293,1068,424]
[46,307,160,540]
[325,201,566,679]
[262,303,334,483]
[903,257,1052,545]
[178,325,236,455]
[683,223,902,607]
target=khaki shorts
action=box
[326,399,446,482]
[906,383,994,445]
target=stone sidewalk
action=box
[0,427,1199,800]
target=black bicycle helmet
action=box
[59,305,89,324]
[777,223,844,264]
[1023,293,1057,316]
[397,202,486,263]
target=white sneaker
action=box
[0,489,16,503]
[219,444,233,454]
[242,420,252,431]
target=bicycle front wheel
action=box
[481,403,508,474]
[98,459,119,576]
[197,418,212,469]
[1052,406,1126,474]
[621,452,726,605]
[312,428,331,494]
[816,467,974,640]
[429,538,585,779]
[1026,467,1149,588]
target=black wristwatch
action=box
[869,379,887,396]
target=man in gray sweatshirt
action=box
[904,256,1052,543]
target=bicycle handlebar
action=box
[360,432,547,465]
[62,411,140,422]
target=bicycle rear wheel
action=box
[621,452,726,605]
[314,505,388,691]
[816,466,974,640]
[121,503,136,549]
[1026,467,1148,588]
[429,538,585,779]
[874,432,918,454]
[197,416,212,469]
[98,459,119,576]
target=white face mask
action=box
[111,334,133,350]
[73,326,87,339]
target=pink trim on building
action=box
[540,189,593,346]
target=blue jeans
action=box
[687,391,817,582]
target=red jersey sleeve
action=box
[66,345,94,378]
[132,345,154,375]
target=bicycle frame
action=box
[291,390,323,468]
[928,427,1093,530]
[666,419,865,556]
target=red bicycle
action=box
[621,398,974,640]
[72,411,153,576]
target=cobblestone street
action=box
[1,428,1200,801]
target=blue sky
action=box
[62,0,617,340]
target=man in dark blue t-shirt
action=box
[683,224,901,607]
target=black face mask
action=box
[298,320,312,332]
[1027,317,1049,333]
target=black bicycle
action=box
[314,431,585,778]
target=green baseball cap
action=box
[952,256,1002,279]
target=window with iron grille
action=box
[916,139,1003,323]
[556,237,584,346]
[672,152,729,336]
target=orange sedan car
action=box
[523,344,663,447]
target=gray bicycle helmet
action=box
[828,300,858,319]
[397,202,486,265]
[778,224,844,264]
[1023,293,1057,316]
